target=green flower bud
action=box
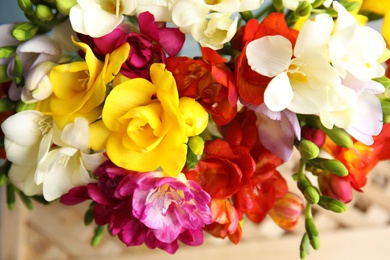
[12,22,39,42]
[0,99,16,112]
[18,190,34,210]
[91,225,106,247]
[295,1,312,17]
[18,0,33,14]
[84,206,95,226]
[188,136,204,155]
[16,100,37,112]
[305,217,320,250]
[297,175,320,204]
[0,65,11,83]
[56,0,77,15]
[36,4,55,22]
[272,0,284,12]
[0,174,8,185]
[300,233,311,259]
[309,157,348,177]
[0,46,17,59]
[13,54,24,87]
[7,183,16,210]
[321,125,353,148]
[318,195,348,213]
[311,0,325,8]
[299,139,320,160]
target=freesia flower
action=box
[69,0,137,37]
[192,12,238,50]
[1,110,53,196]
[329,2,387,81]
[166,47,237,125]
[61,162,212,254]
[21,61,56,103]
[48,39,129,129]
[268,192,304,231]
[102,63,207,176]
[36,117,106,201]
[7,35,62,100]
[318,172,353,203]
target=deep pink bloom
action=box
[78,12,185,79]
[60,161,212,254]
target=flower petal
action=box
[264,72,293,112]
[246,35,292,77]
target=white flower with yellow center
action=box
[35,117,107,201]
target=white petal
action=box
[69,4,89,35]
[1,110,43,146]
[294,13,333,58]
[18,35,61,56]
[84,3,123,37]
[60,117,90,151]
[264,72,293,112]
[8,163,42,196]
[4,138,39,165]
[0,24,20,47]
[172,0,210,28]
[246,35,292,77]
[239,0,263,11]
[81,152,107,171]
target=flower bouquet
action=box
[1,0,390,258]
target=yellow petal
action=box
[89,120,111,151]
[178,97,208,136]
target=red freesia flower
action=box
[166,47,237,125]
[235,13,299,105]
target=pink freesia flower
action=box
[78,11,185,79]
[61,160,212,254]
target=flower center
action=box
[146,184,183,216]
[101,0,124,17]
[287,60,308,82]
[204,0,222,4]
[36,116,53,136]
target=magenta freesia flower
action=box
[78,11,185,79]
[60,160,212,254]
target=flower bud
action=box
[16,100,37,112]
[6,183,16,210]
[305,217,320,250]
[36,4,55,22]
[301,125,325,147]
[309,157,348,177]
[18,0,33,14]
[272,0,284,12]
[13,54,24,87]
[321,125,353,148]
[311,0,325,8]
[179,97,208,137]
[295,1,312,17]
[12,22,39,42]
[318,172,352,203]
[269,192,304,231]
[299,139,320,160]
[56,0,77,15]
[297,175,320,204]
[300,233,311,259]
[91,225,105,247]
[188,136,205,155]
[318,195,348,213]
[22,61,56,103]
[0,46,16,59]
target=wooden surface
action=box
[1,160,390,260]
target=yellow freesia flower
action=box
[361,0,390,45]
[102,63,207,176]
[46,39,130,129]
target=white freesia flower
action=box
[1,111,54,196]
[136,0,171,22]
[22,61,56,104]
[329,2,386,81]
[36,117,106,201]
[192,13,238,50]
[69,0,137,37]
